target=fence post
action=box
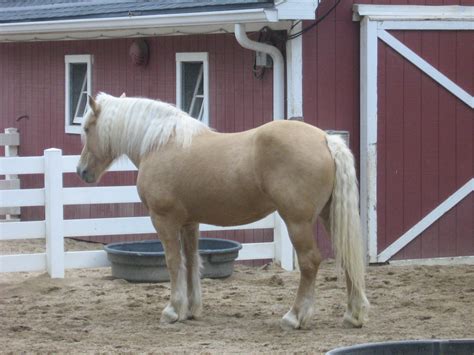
[273,212,294,271]
[44,148,64,278]
[4,127,19,176]
[1,128,21,220]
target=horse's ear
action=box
[120,92,126,98]
[88,95,100,116]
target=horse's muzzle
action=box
[77,166,94,183]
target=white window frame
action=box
[176,52,209,126]
[65,54,92,134]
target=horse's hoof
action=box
[280,310,300,330]
[342,311,363,328]
[187,304,202,320]
[161,305,179,323]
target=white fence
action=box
[0,148,294,278]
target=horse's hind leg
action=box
[320,209,369,328]
[181,224,202,319]
[150,215,188,323]
[342,270,369,327]
[281,221,322,330]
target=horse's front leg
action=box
[150,215,188,323]
[181,223,202,319]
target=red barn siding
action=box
[303,0,363,258]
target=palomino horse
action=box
[77,93,369,330]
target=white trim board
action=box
[356,5,474,263]
[389,256,474,267]
[378,20,474,31]
[353,5,474,21]
[359,16,379,263]
[286,21,303,119]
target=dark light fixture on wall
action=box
[129,39,149,66]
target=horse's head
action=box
[76,95,114,183]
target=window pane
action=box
[190,97,203,120]
[69,63,87,124]
[197,74,203,95]
[182,62,203,119]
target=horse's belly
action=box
[185,190,276,227]
[195,206,275,227]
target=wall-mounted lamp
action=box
[129,39,149,66]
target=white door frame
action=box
[355,5,474,263]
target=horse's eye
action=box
[84,127,89,134]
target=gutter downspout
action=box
[234,23,285,120]
[234,23,293,271]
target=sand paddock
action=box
[1,240,473,353]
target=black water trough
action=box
[326,339,474,355]
[104,238,242,283]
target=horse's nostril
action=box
[77,167,88,179]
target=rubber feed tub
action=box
[104,238,242,282]
[326,339,474,355]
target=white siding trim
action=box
[286,22,303,119]
[65,54,92,134]
[389,256,474,267]
[378,179,474,263]
[360,17,379,263]
[353,5,474,21]
[175,52,209,126]
[378,29,473,109]
[378,20,474,31]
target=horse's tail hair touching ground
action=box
[325,134,369,325]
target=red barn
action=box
[0,0,472,265]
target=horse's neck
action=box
[110,109,207,167]
[106,112,148,166]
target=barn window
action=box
[65,54,92,134]
[176,52,209,126]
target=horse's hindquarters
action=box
[253,120,335,223]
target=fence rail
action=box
[0,148,293,277]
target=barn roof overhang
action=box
[0,0,318,42]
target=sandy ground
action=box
[1,240,473,354]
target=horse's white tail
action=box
[325,134,366,297]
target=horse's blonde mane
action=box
[94,93,210,160]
